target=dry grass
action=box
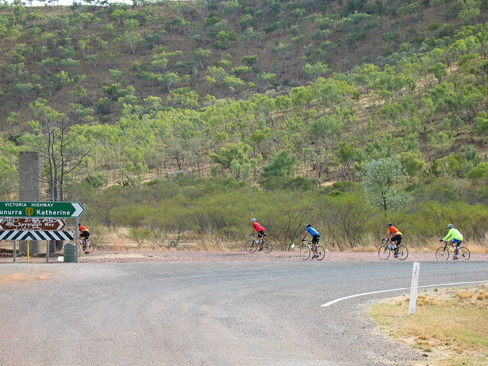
[351,240,488,254]
[369,285,488,366]
[92,229,488,255]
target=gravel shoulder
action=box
[3,249,484,264]
[0,249,480,263]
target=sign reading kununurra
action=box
[0,201,85,218]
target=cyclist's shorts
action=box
[312,235,320,244]
[257,230,265,238]
[391,234,402,244]
[81,231,90,239]
[451,238,462,246]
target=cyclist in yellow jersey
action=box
[441,224,463,260]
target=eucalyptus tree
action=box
[0,138,19,198]
[19,99,92,201]
[475,111,488,133]
[336,141,357,181]
[269,42,293,60]
[194,48,211,70]
[358,156,411,212]
[118,30,143,54]
[159,72,188,92]
[210,141,255,181]
[307,113,343,149]
[167,87,199,107]
[303,62,329,80]
[222,75,246,94]
[261,149,299,178]
[206,66,228,85]
[14,82,33,100]
[256,72,277,90]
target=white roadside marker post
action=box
[409,262,420,315]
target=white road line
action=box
[321,280,488,307]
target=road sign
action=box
[0,201,85,218]
[0,218,67,231]
[0,230,74,241]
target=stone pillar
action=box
[19,152,41,254]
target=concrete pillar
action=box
[19,152,41,254]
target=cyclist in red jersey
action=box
[250,218,266,251]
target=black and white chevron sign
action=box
[0,230,74,241]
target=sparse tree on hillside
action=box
[358,156,411,212]
[20,99,91,201]
[336,142,357,181]
[303,62,329,80]
[195,48,211,70]
[261,149,299,178]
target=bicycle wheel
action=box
[457,247,470,260]
[435,246,449,261]
[262,240,273,254]
[300,245,311,260]
[83,241,93,254]
[378,244,390,260]
[246,240,257,253]
[395,245,408,261]
[315,245,326,261]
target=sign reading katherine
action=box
[0,201,84,218]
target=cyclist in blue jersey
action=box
[302,224,321,259]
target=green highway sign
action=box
[0,201,85,218]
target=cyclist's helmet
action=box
[447,224,454,229]
[306,224,312,228]
[386,222,392,226]
[250,218,256,222]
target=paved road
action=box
[1,260,486,366]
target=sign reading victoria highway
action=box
[0,201,85,218]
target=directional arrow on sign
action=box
[72,203,84,218]
[0,218,67,231]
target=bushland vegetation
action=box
[77,176,488,249]
[0,0,488,249]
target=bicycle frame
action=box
[246,233,272,254]
[378,239,408,260]
[436,241,470,261]
[300,240,325,261]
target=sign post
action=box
[0,201,85,263]
[409,262,420,315]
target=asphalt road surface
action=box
[1,260,487,366]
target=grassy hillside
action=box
[1,1,486,133]
[1,0,488,246]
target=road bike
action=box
[435,241,470,261]
[300,240,326,261]
[79,238,93,254]
[378,239,408,260]
[246,233,273,254]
